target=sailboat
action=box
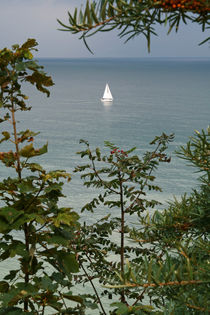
[101,83,113,103]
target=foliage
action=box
[72,128,209,314]
[73,133,174,313]
[57,0,210,52]
[0,39,209,315]
[0,39,83,314]
[108,127,210,314]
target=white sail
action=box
[101,83,113,102]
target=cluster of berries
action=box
[153,0,210,13]
[18,136,34,143]
[110,148,128,156]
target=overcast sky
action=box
[0,0,209,58]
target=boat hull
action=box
[101,98,113,102]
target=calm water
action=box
[0,58,209,312]
[19,57,209,210]
[1,57,210,220]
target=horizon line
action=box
[37,56,210,59]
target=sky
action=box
[0,0,209,58]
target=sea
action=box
[0,57,209,312]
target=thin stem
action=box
[41,304,46,315]
[10,105,21,180]
[59,292,68,310]
[71,16,116,32]
[23,222,30,311]
[186,303,208,312]
[125,142,162,213]
[119,171,126,303]
[80,262,107,315]
[24,181,45,212]
[10,82,31,311]
[90,150,120,195]
[132,287,147,306]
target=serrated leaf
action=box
[53,210,79,228]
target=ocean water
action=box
[0,57,209,312]
[17,57,209,211]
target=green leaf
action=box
[46,235,69,246]
[15,62,26,72]
[53,210,79,227]
[95,147,101,160]
[25,60,40,70]
[51,272,70,286]
[111,302,128,314]
[44,182,63,194]
[0,131,10,143]
[0,207,24,225]
[4,270,19,281]
[37,143,48,155]
[0,281,9,293]
[21,38,38,49]
[101,0,108,20]
[26,163,43,172]
[199,36,210,46]
[57,252,79,274]
[0,308,26,315]
[12,44,19,49]
[19,143,36,157]
[91,3,99,23]
[9,242,26,258]
[20,143,47,158]
[17,181,37,193]
[10,214,37,230]
[41,276,58,291]
[62,294,83,304]
[85,0,92,26]
[23,51,33,60]
[2,131,10,139]
[25,71,54,97]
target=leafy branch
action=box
[58,0,210,52]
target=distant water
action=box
[14,57,208,212]
[0,58,209,302]
[1,57,210,212]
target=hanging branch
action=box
[58,0,210,53]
